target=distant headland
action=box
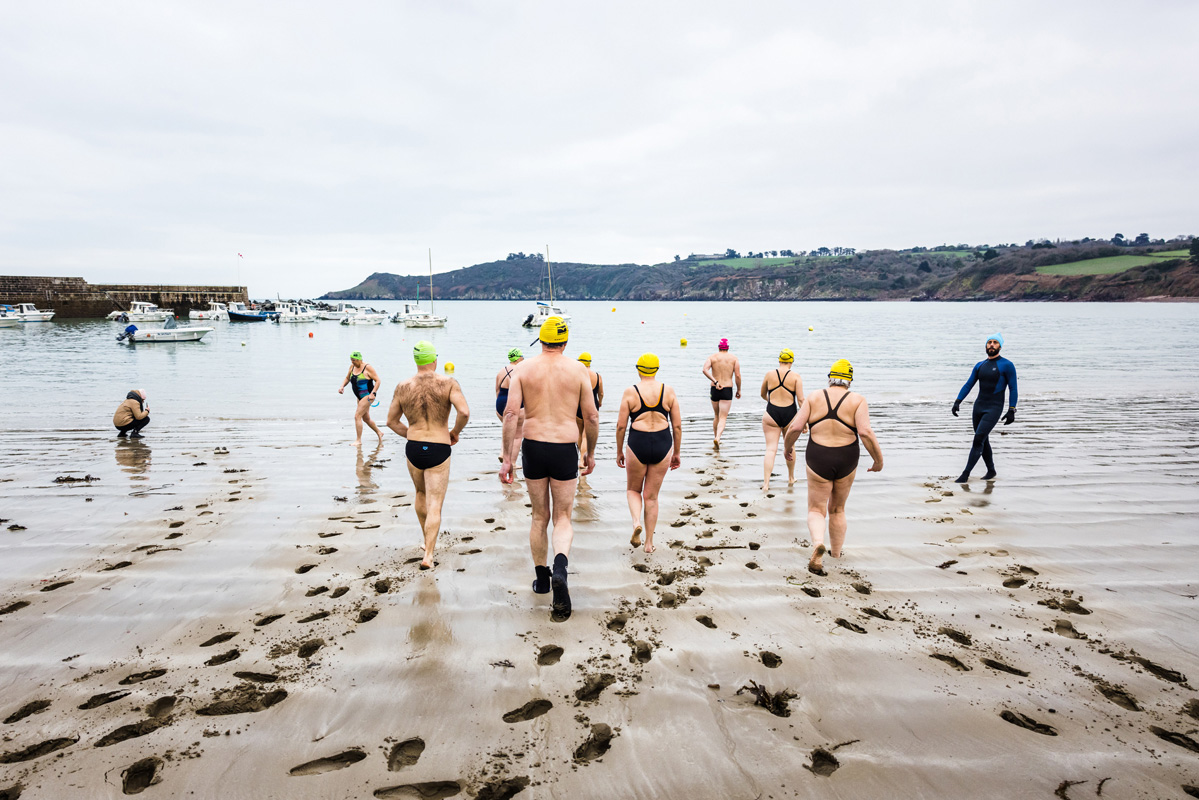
[323,236,1199,302]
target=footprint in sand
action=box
[760,652,782,668]
[358,609,379,623]
[929,653,971,671]
[95,718,168,747]
[862,608,893,621]
[981,658,1028,677]
[204,649,240,666]
[40,580,73,592]
[573,723,615,763]
[805,747,840,777]
[297,640,324,659]
[696,615,717,629]
[79,691,131,709]
[330,587,349,598]
[121,756,163,794]
[1053,619,1086,639]
[145,697,177,718]
[1095,683,1140,711]
[537,645,563,666]
[1129,656,1187,684]
[575,674,617,702]
[3,699,51,724]
[119,669,167,686]
[295,564,317,574]
[999,710,1057,736]
[298,612,330,624]
[938,627,972,646]
[387,737,426,770]
[606,614,628,632]
[102,561,133,571]
[851,583,872,595]
[1002,576,1027,588]
[835,619,867,634]
[373,781,462,799]
[290,750,367,776]
[196,689,287,716]
[0,737,77,764]
[256,614,285,627]
[200,631,238,647]
[1150,726,1199,754]
[233,671,278,684]
[375,579,392,593]
[801,586,822,598]
[503,699,553,723]
[632,641,653,663]
[0,601,31,616]
[306,586,329,597]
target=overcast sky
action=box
[2,1,1196,297]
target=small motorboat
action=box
[339,308,388,325]
[0,308,22,328]
[404,312,447,328]
[522,301,570,328]
[108,301,172,322]
[116,319,213,343]
[319,302,359,321]
[390,302,424,323]
[227,302,270,322]
[274,303,318,323]
[9,303,56,321]
[189,302,229,321]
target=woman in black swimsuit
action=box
[575,352,603,466]
[759,348,803,491]
[783,359,883,575]
[494,348,524,462]
[615,353,682,554]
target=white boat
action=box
[108,301,174,322]
[390,302,424,323]
[0,309,21,328]
[319,302,359,321]
[11,303,56,321]
[401,249,447,327]
[521,248,569,326]
[274,303,318,323]
[339,308,388,325]
[189,302,229,321]
[117,321,213,343]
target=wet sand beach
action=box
[3,391,1199,799]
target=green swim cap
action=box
[350,350,363,360]
[508,347,523,362]
[413,340,437,366]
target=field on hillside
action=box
[693,257,797,268]
[1036,254,1174,276]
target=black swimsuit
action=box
[627,385,673,466]
[496,367,514,416]
[522,439,579,481]
[765,369,798,428]
[577,373,601,419]
[406,441,451,470]
[804,389,860,481]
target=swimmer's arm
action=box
[759,373,770,402]
[494,371,502,395]
[580,375,599,456]
[385,386,408,439]
[1003,360,1018,408]
[501,373,525,464]
[702,356,716,386]
[596,373,604,408]
[365,365,380,400]
[339,365,353,392]
[448,380,469,444]
[856,399,883,471]
[615,390,632,464]
[793,372,804,403]
[734,358,742,396]
[783,395,813,454]
[956,362,981,402]
[668,388,682,468]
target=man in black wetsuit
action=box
[953,333,1018,483]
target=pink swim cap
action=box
[718,338,729,350]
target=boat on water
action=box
[0,307,22,328]
[319,302,359,321]
[521,248,569,327]
[274,303,318,323]
[107,301,172,322]
[339,308,389,325]
[390,302,424,323]
[7,303,57,321]
[227,302,270,322]
[405,250,447,328]
[116,318,213,343]
[189,302,229,321]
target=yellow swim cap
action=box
[577,352,592,365]
[828,358,853,381]
[779,348,794,363]
[636,353,660,375]
[539,315,568,345]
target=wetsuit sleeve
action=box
[956,362,981,402]
[1002,360,1018,407]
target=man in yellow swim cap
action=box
[385,340,471,569]
[501,316,598,621]
[575,352,603,466]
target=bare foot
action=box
[713,438,720,448]
[808,543,827,575]
[352,440,362,447]
[644,540,655,554]
[761,482,769,492]
[788,476,797,485]
[419,557,434,570]
[631,526,642,548]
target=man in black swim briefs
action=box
[386,340,470,569]
[499,316,598,621]
[702,338,741,447]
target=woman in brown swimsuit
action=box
[784,359,883,575]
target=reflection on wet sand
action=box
[406,577,452,649]
[355,444,384,495]
[114,439,151,479]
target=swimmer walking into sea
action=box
[338,350,384,447]
[495,348,525,461]
[952,333,1018,483]
[386,341,470,569]
[702,338,741,447]
[576,352,603,465]
[784,360,883,575]
[616,353,681,554]
[500,317,598,620]
[760,348,803,490]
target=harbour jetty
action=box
[0,275,248,318]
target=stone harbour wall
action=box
[0,275,249,318]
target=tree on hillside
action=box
[918,261,931,273]
[1112,233,1126,246]
[983,249,999,261]
[1134,233,1150,246]
[1190,238,1199,262]
[674,254,680,262]
[724,248,740,259]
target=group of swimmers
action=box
[339,318,1018,617]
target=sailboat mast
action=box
[428,249,434,315]
[546,245,553,305]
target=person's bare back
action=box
[706,351,739,389]
[512,354,594,444]
[392,373,458,443]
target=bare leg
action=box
[711,401,720,444]
[526,477,551,566]
[827,470,857,558]
[625,449,647,547]
[762,416,781,490]
[576,418,585,467]
[353,397,369,446]
[363,407,384,444]
[408,458,451,568]
[806,467,833,573]
[548,477,578,558]
[640,457,671,554]
[715,399,733,443]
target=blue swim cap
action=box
[987,332,1004,347]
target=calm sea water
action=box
[2,300,1196,431]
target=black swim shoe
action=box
[954,472,969,483]
[116,431,127,438]
[130,432,144,439]
[551,554,571,621]
[533,565,551,594]
[982,470,997,480]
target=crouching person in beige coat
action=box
[114,389,150,438]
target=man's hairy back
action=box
[516,353,589,443]
[398,373,454,430]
